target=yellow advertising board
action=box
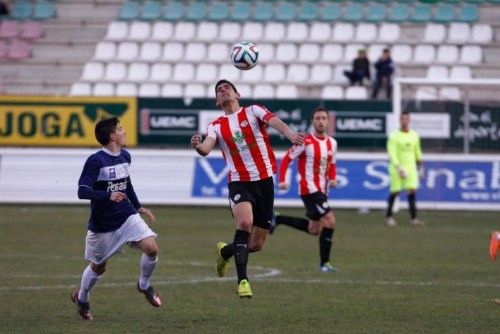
[0,96,137,147]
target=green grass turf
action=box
[0,205,498,333]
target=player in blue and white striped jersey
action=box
[71,117,162,320]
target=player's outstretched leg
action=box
[71,290,93,320]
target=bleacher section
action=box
[1,0,500,99]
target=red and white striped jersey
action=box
[279,134,337,196]
[206,105,277,182]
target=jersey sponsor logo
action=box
[98,163,130,181]
[107,180,127,192]
[232,130,245,145]
[240,120,249,128]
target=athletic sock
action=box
[78,265,100,303]
[221,243,234,260]
[386,193,397,217]
[319,228,334,266]
[276,215,309,233]
[139,254,158,290]
[233,229,250,283]
[408,193,417,219]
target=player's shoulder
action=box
[303,133,314,144]
[329,136,338,146]
[121,149,132,162]
[209,116,224,127]
[247,104,271,113]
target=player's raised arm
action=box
[267,116,304,146]
[191,134,216,156]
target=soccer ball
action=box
[230,41,259,71]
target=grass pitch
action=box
[0,205,498,333]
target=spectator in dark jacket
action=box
[372,48,394,99]
[343,49,370,86]
[0,1,9,16]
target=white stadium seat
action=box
[207,43,229,63]
[106,21,128,41]
[150,63,172,82]
[117,42,139,61]
[69,82,92,96]
[253,84,275,99]
[437,45,459,64]
[310,22,331,42]
[257,43,275,63]
[413,45,435,64]
[115,83,137,96]
[174,22,196,41]
[448,23,470,44]
[275,43,297,63]
[368,44,385,62]
[321,44,343,64]
[140,42,162,61]
[286,64,309,84]
[128,21,151,41]
[356,23,377,42]
[139,83,160,97]
[276,85,298,99]
[195,64,218,83]
[81,62,104,81]
[197,22,218,42]
[344,44,364,63]
[185,43,207,62]
[424,24,446,43]
[162,42,184,62]
[240,65,263,84]
[378,23,400,43]
[94,42,116,61]
[391,45,412,64]
[264,22,285,42]
[345,86,368,99]
[286,23,308,42]
[218,22,240,43]
[264,64,286,83]
[321,86,343,99]
[150,22,174,41]
[439,87,461,100]
[415,86,437,100]
[332,23,354,42]
[309,64,332,84]
[93,82,114,96]
[450,66,472,80]
[333,64,351,84]
[127,62,149,82]
[298,43,320,63]
[219,63,240,82]
[241,22,264,41]
[172,63,195,83]
[427,65,449,79]
[460,45,482,64]
[471,24,493,44]
[184,84,206,98]
[161,83,183,97]
[104,62,127,82]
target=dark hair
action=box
[383,48,390,53]
[95,116,119,146]
[311,107,328,119]
[215,79,238,95]
[401,111,410,116]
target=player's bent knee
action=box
[236,219,253,232]
[91,262,106,275]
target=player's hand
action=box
[286,131,304,146]
[417,164,424,178]
[279,182,288,190]
[138,207,156,224]
[191,134,202,149]
[110,192,126,202]
[330,179,337,188]
[397,166,407,178]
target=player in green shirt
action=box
[385,111,425,227]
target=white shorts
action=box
[84,213,157,265]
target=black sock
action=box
[319,228,334,266]
[408,193,417,219]
[233,229,250,283]
[386,193,397,217]
[276,215,309,233]
[220,243,234,260]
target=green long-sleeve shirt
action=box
[387,129,422,169]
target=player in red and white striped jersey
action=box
[191,79,304,297]
[271,108,340,273]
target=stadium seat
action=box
[415,87,437,100]
[7,39,31,60]
[450,66,472,80]
[234,84,252,98]
[241,66,263,84]
[344,44,365,63]
[437,45,459,64]
[185,43,207,62]
[333,23,354,42]
[69,83,92,96]
[345,86,368,99]
[174,22,196,41]
[332,64,351,84]
[378,23,400,42]
[448,23,470,43]
[276,85,298,99]
[276,44,297,63]
[208,1,230,21]
[106,22,128,41]
[94,42,116,61]
[218,22,240,42]
[230,1,251,21]
[20,21,43,40]
[423,24,446,43]
[321,86,344,99]
[185,1,207,21]
[253,84,275,99]
[298,43,320,63]
[141,0,162,20]
[471,24,493,44]
[343,3,364,22]
[388,3,410,22]
[104,62,127,82]
[161,83,183,97]
[140,42,162,61]
[321,44,343,64]
[93,83,114,96]
[355,23,377,42]
[163,1,184,21]
[264,23,285,42]
[81,62,104,81]
[127,63,149,82]
[391,45,412,63]
[257,43,275,63]
[150,22,174,41]
[197,22,219,42]
[460,45,482,64]
[365,3,386,22]
[119,1,140,21]
[309,23,331,42]
[172,64,195,83]
[11,0,33,20]
[427,65,449,79]
[253,1,274,21]
[309,64,332,84]
[219,63,240,82]
[241,22,264,41]
[286,64,309,84]
[411,3,432,22]
[264,64,286,83]
[434,4,455,23]
[207,43,229,63]
[115,83,138,96]
[368,44,385,62]
[0,21,20,39]
[439,87,461,100]
[319,2,341,21]
[195,64,218,83]
[297,1,318,21]
[117,42,139,61]
[150,63,172,82]
[184,84,206,98]
[128,22,151,41]
[275,1,296,21]
[457,4,478,22]
[413,45,436,63]
[139,83,160,97]
[161,42,184,62]
[286,23,308,42]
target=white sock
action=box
[78,265,100,303]
[139,254,158,290]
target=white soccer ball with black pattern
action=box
[230,41,259,71]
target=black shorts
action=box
[300,192,331,221]
[228,177,274,230]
